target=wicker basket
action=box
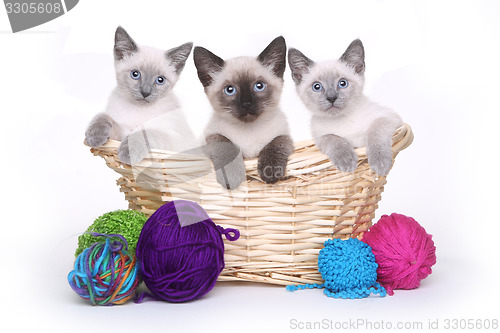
[90,124,413,285]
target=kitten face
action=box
[113,26,192,104]
[288,39,366,116]
[204,57,284,123]
[193,37,286,123]
[296,61,364,115]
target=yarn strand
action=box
[68,234,139,305]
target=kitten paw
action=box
[205,135,246,190]
[85,121,111,147]
[329,148,358,173]
[367,147,393,176]
[118,134,150,165]
[257,135,293,184]
[118,137,132,165]
[258,156,287,184]
[215,158,246,190]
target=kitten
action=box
[85,26,195,164]
[288,39,403,176]
[193,37,294,189]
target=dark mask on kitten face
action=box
[193,36,287,123]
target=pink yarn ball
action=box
[362,213,436,295]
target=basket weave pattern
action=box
[91,124,413,285]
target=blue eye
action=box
[156,76,165,85]
[224,85,237,96]
[338,79,349,89]
[254,81,266,92]
[130,70,141,80]
[312,82,323,92]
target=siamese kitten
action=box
[288,39,402,176]
[193,37,294,189]
[85,26,195,164]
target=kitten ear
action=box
[288,48,315,85]
[114,26,138,61]
[193,46,225,88]
[166,42,193,75]
[257,36,287,79]
[340,39,365,74]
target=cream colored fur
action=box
[297,59,402,147]
[289,39,403,175]
[85,27,195,164]
[203,57,290,158]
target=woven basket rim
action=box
[92,123,413,161]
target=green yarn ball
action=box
[76,210,148,257]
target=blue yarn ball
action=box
[319,238,384,298]
[287,238,386,299]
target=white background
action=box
[1,0,499,332]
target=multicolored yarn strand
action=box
[286,238,386,299]
[362,213,437,295]
[136,200,240,303]
[68,233,140,305]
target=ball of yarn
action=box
[362,213,437,295]
[68,234,140,305]
[75,210,147,257]
[136,200,240,303]
[287,238,386,299]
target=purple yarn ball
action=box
[136,200,239,303]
